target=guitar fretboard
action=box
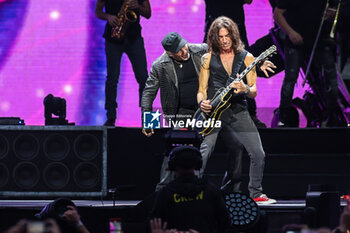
[210,45,276,106]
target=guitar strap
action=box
[225,50,248,86]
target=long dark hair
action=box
[207,16,245,55]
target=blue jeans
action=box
[104,37,148,120]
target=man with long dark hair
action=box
[141,32,275,192]
[197,16,275,204]
[202,0,269,129]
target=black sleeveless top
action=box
[207,50,248,113]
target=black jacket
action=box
[150,175,231,233]
[141,43,208,118]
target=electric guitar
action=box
[193,45,277,136]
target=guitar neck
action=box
[231,59,258,83]
[208,45,276,107]
[210,58,259,106]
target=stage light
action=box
[36,88,44,98]
[50,11,60,20]
[224,192,260,230]
[0,117,24,125]
[63,85,72,94]
[43,94,74,125]
[0,101,10,111]
[191,5,199,13]
[168,6,175,14]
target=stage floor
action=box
[0,199,347,209]
[1,126,349,232]
[0,199,141,209]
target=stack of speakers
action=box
[0,126,106,198]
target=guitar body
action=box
[193,88,232,136]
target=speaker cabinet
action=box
[0,126,107,198]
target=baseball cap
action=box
[161,32,188,53]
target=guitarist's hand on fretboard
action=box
[230,80,247,95]
[200,100,212,114]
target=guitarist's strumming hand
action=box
[200,100,212,114]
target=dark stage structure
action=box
[0,126,349,232]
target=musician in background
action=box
[197,16,275,204]
[274,0,342,127]
[340,1,350,86]
[95,0,151,126]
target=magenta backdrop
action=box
[0,0,307,127]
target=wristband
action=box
[198,100,203,108]
[76,220,84,228]
[244,84,250,95]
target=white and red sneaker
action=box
[253,194,276,204]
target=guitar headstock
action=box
[255,45,277,63]
[234,45,277,82]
